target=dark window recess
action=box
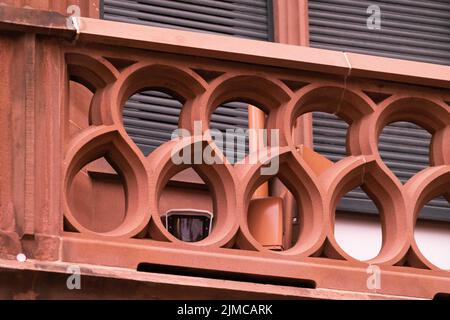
[309,0,450,221]
[166,214,211,242]
[137,263,316,289]
[102,0,272,161]
[123,91,250,161]
[309,0,450,66]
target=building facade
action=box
[0,0,449,299]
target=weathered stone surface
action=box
[0,231,21,258]
[21,235,60,261]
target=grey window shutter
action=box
[101,0,273,162]
[309,0,450,221]
[122,91,182,156]
[102,0,273,41]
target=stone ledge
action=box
[0,259,421,300]
[1,6,450,89]
[0,5,74,38]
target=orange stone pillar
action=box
[273,0,312,148]
[248,104,269,198]
[271,0,311,249]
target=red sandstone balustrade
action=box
[0,6,449,299]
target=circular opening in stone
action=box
[68,80,94,139]
[379,121,432,183]
[334,186,382,261]
[210,101,267,164]
[158,168,214,243]
[66,157,126,233]
[304,111,350,163]
[246,177,300,252]
[415,195,450,270]
[122,90,185,156]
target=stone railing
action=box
[0,6,449,299]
